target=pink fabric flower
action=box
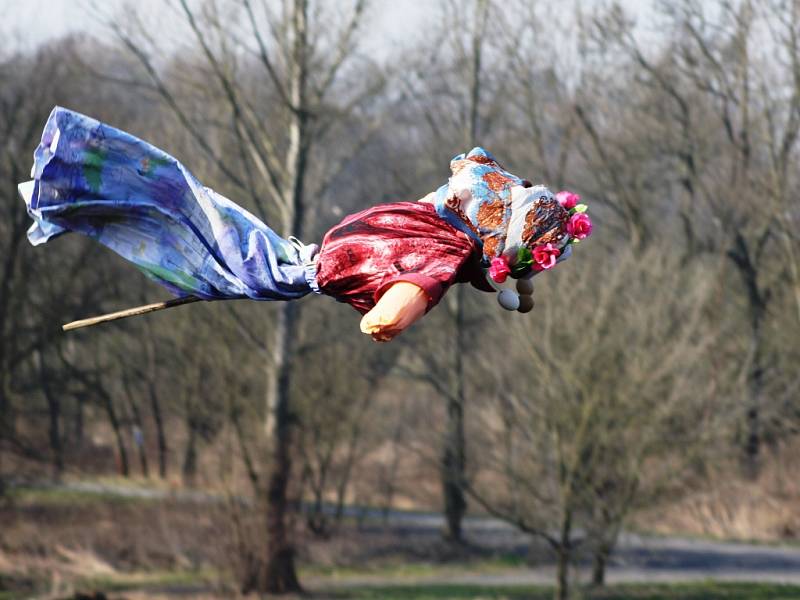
[556,190,580,210]
[532,243,561,271]
[566,213,593,240]
[489,256,511,283]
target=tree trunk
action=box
[148,380,168,479]
[44,381,64,477]
[439,0,489,543]
[232,407,260,495]
[728,232,768,477]
[0,171,25,450]
[555,509,573,600]
[556,547,570,600]
[334,417,363,525]
[122,376,149,478]
[261,300,302,593]
[37,348,64,477]
[0,372,10,445]
[103,393,129,477]
[442,288,467,542]
[592,542,610,586]
[744,262,766,478]
[744,307,765,477]
[144,330,168,479]
[134,426,149,478]
[591,520,622,588]
[257,0,309,592]
[182,419,198,485]
[74,393,85,445]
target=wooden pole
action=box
[62,296,202,331]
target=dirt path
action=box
[301,528,800,588]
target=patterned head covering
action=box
[432,147,572,275]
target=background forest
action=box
[1,1,799,599]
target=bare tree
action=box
[393,0,514,542]
[0,39,111,481]
[293,302,400,536]
[467,244,730,600]
[581,0,800,474]
[100,0,384,590]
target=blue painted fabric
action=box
[22,107,316,301]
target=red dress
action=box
[315,202,492,314]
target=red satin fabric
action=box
[315,201,490,314]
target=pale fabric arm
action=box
[359,281,429,342]
[418,191,437,204]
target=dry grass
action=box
[0,492,232,598]
[0,485,534,599]
[640,443,800,543]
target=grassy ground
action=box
[300,555,529,580]
[327,582,800,599]
[7,580,800,600]
[5,484,800,599]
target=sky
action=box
[2,0,431,54]
[2,0,655,57]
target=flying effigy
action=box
[19,107,592,341]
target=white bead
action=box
[497,289,520,311]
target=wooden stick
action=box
[62,296,202,331]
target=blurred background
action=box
[1,0,799,599]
